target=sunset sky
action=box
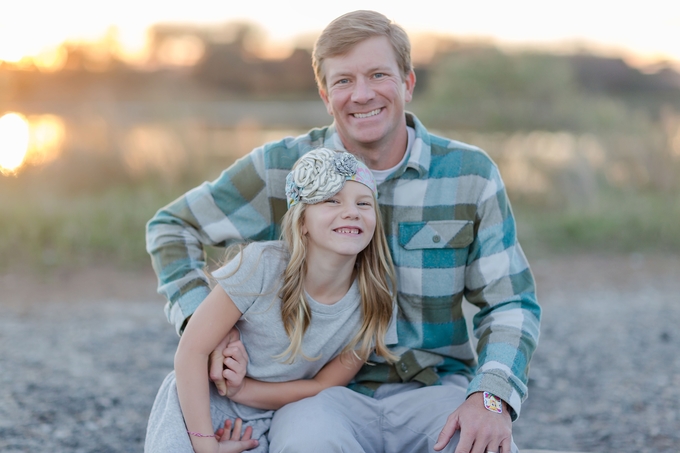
[1,0,679,68]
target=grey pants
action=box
[144,372,519,453]
[144,371,273,453]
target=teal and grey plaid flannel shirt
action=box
[146,113,540,419]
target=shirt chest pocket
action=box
[398,220,474,250]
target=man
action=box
[146,10,540,453]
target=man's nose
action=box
[351,77,375,103]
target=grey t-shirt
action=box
[212,241,398,384]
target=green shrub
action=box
[514,189,680,257]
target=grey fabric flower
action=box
[333,152,358,177]
[285,148,376,208]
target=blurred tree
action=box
[192,30,316,97]
[416,46,680,194]
[417,47,679,133]
[421,48,569,130]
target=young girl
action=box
[171,148,397,453]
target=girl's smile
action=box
[302,181,376,262]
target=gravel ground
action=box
[1,252,679,453]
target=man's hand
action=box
[209,328,248,397]
[433,391,512,453]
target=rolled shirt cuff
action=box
[165,285,212,336]
[467,368,524,421]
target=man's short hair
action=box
[312,10,413,90]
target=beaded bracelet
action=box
[187,431,215,438]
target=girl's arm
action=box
[227,350,365,410]
[174,285,243,453]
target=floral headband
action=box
[285,148,377,208]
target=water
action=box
[2,101,679,205]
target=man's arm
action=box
[463,167,540,418]
[436,163,541,452]
[146,151,273,334]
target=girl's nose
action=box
[342,204,360,219]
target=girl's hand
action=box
[215,418,259,453]
[223,339,249,398]
[209,328,244,396]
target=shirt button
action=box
[400,362,408,372]
[432,235,441,243]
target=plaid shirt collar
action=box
[322,112,430,180]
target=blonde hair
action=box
[276,197,398,364]
[312,10,413,90]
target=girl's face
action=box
[302,181,377,260]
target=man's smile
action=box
[352,108,382,119]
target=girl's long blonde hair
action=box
[276,199,398,364]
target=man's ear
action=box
[319,88,333,116]
[403,70,416,103]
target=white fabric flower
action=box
[292,148,344,204]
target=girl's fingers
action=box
[215,419,232,441]
[241,425,253,441]
[224,340,249,362]
[231,418,243,441]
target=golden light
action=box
[156,35,205,67]
[33,46,69,72]
[122,124,187,181]
[115,26,151,66]
[25,115,66,165]
[0,113,30,175]
[0,23,69,70]
[0,44,25,64]
[0,22,56,65]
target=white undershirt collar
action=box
[371,126,415,185]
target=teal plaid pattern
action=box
[146,113,540,419]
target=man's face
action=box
[319,36,415,164]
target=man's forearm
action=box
[146,189,220,331]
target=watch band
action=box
[483,391,503,414]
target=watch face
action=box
[483,391,503,414]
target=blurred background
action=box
[2,2,680,452]
[1,0,679,271]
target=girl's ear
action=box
[300,216,308,236]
